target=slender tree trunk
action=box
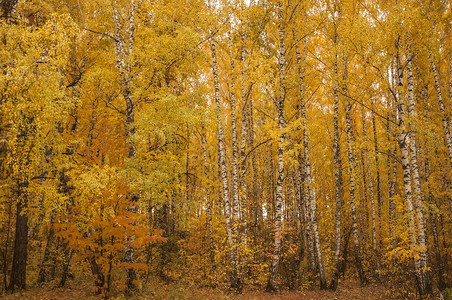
[266,2,286,291]
[386,118,394,245]
[302,158,316,274]
[227,34,242,290]
[449,49,452,135]
[8,181,29,291]
[345,102,367,285]
[88,254,105,295]
[112,4,139,290]
[292,30,310,280]
[249,95,260,240]
[339,227,353,278]
[185,125,190,228]
[370,100,382,244]
[422,71,447,292]
[407,57,432,296]
[431,59,452,214]
[343,58,367,285]
[292,169,306,265]
[395,55,431,297]
[239,29,249,278]
[388,93,398,249]
[330,51,343,291]
[358,104,369,255]
[268,143,275,223]
[371,108,383,274]
[59,248,74,288]
[210,39,238,291]
[202,131,216,276]
[8,121,32,292]
[425,155,446,291]
[397,129,427,296]
[431,59,452,170]
[362,106,382,282]
[295,29,326,290]
[297,151,315,275]
[2,194,13,290]
[37,221,55,285]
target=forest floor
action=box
[0,279,400,299]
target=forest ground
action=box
[0,279,399,299]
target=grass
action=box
[0,279,395,299]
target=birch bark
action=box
[202,130,217,275]
[395,55,431,297]
[343,58,367,285]
[228,33,242,290]
[330,51,343,292]
[295,30,327,290]
[371,103,382,243]
[112,4,139,289]
[362,106,382,281]
[407,56,431,295]
[449,50,452,132]
[431,59,452,213]
[266,2,286,291]
[388,95,398,249]
[239,29,249,277]
[431,60,452,170]
[210,39,239,291]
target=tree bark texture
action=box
[210,39,239,291]
[330,51,343,291]
[431,60,452,173]
[113,4,138,290]
[407,57,431,295]
[228,34,241,275]
[343,58,367,285]
[8,182,29,291]
[239,29,249,277]
[395,55,431,297]
[295,28,327,290]
[202,131,217,275]
[266,2,286,291]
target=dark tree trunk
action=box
[339,227,353,278]
[2,196,13,290]
[88,255,105,295]
[8,183,29,291]
[37,224,55,285]
[58,247,74,287]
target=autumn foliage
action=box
[0,0,451,299]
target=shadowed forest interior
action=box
[0,0,451,298]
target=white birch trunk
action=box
[395,56,430,297]
[239,29,249,277]
[202,131,216,275]
[249,97,260,235]
[407,57,431,295]
[295,30,327,290]
[362,106,382,281]
[449,50,452,132]
[388,91,399,249]
[228,34,242,291]
[370,103,382,243]
[432,60,452,170]
[343,58,367,285]
[266,2,286,291]
[210,39,238,289]
[113,4,138,289]
[431,59,452,214]
[330,52,343,291]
